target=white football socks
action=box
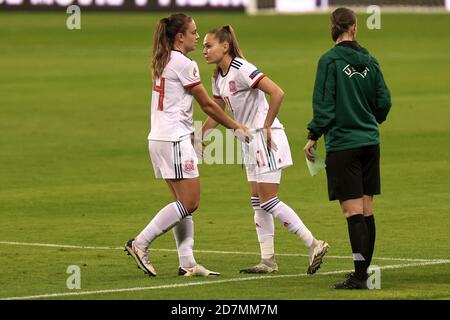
[135,200,190,249]
[172,215,197,268]
[252,197,275,261]
[261,197,315,248]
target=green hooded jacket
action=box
[307,41,391,153]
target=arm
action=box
[304,58,336,161]
[256,77,284,151]
[177,61,244,132]
[307,58,336,140]
[190,84,240,130]
[373,63,392,124]
[202,98,224,139]
[256,77,285,129]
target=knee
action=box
[363,204,373,216]
[343,211,363,219]
[340,199,364,218]
[259,194,278,204]
[180,199,199,214]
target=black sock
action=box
[346,214,370,280]
[365,215,376,268]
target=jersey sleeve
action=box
[373,61,392,124]
[178,60,201,89]
[238,60,265,89]
[211,77,221,100]
[307,56,336,138]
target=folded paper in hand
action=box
[305,148,326,176]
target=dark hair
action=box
[152,13,192,78]
[331,8,357,42]
[207,25,245,78]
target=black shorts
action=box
[325,144,380,201]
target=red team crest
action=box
[228,80,237,93]
[193,67,197,77]
[184,160,195,172]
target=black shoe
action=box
[332,274,368,289]
[344,272,355,279]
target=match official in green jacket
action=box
[304,7,391,289]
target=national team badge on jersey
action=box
[193,67,198,77]
[184,160,195,172]
[249,69,261,79]
[228,80,237,93]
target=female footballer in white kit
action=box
[202,25,329,274]
[124,14,250,277]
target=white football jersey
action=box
[212,58,283,130]
[148,50,201,141]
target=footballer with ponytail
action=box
[124,14,250,278]
[330,7,357,42]
[305,8,391,290]
[202,25,329,275]
[205,25,245,78]
[152,14,192,79]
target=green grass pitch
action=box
[1,12,450,300]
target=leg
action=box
[167,178,200,213]
[165,180,178,201]
[257,183,279,204]
[162,180,198,268]
[240,181,278,274]
[172,214,197,269]
[363,195,376,268]
[340,198,364,219]
[363,195,373,217]
[251,183,276,263]
[327,147,372,289]
[168,179,198,270]
[125,179,194,277]
[258,179,328,275]
[125,139,203,276]
[361,145,380,269]
[166,178,219,276]
[259,182,315,247]
[134,178,198,250]
[340,198,370,281]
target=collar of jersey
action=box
[171,49,191,59]
[219,57,236,78]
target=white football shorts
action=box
[148,138,199,179]
[243,128,293,184]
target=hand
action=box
[263,127,278,152]
[303,139,317,162]
[234,124,253,143]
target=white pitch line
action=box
[2,260,449,300]
[0,241,117,251]
[0,240,447,263]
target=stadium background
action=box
[1,0,449,300]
